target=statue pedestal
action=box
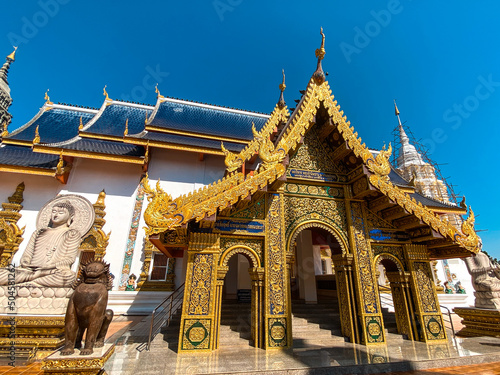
[0,286,73,359]
[454,307,500,337]
[41,343,115,375]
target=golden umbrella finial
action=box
[313,27,326,84]
[78,117,84,131]
[277,69,286,109]
[7,46,17,61]
[103,85,110,100]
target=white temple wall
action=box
[57,157,144,288]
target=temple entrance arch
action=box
[215,245,264,349]
[374,254,417,340]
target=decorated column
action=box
[332,253,358,343]
[249,267,265,348]
[386,271,417,340]
[404,244,447,343]
[178,233,220,352]
[264,193,292,349]
[345,200,386,345]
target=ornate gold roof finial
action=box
[124,118,129,136]
[8,182,25,205]
[145,111,148,125]
[7,46,17,61]
[277,69,286,109]
[56,150,64,175]
[33,125,40,144]
[96,189,106,207]
[155,83,164,99]
[78,117,84,131]
[1,121,8,137]
[313,27,326,84]
[144,141,150,164]
[44,89,53,105]
[103,85,110,101]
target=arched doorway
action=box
[215,246,264,349]
[286,222,353,343]
[375,254,417,340]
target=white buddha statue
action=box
[0,201,82,288]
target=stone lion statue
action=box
[61,260,114,356]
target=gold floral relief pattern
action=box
[284,196,347,246]
[288,124,348,174]
[413,262,438,313]
[350,201,378,314]
[268,317,287,347]
[187,254,214,316]
[227,196,265,220]
[423,315,445,340]
[266,194,286,316]
[366,208,395,230]
[284,183,344,199]
[220,237,263,261]
[181,319,211,350]
[371,245,404,267]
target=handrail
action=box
[377,285,456,338]
[439,304,456,337]
[145,282,185,351]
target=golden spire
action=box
[277,69,286,109]
[33,125,40,144]
[145,111,148,125]
[1,121,8,137]
[103,85,110,100]
[7,46,17,61]
[124,118,129,136]
[56,150,64,175]
[313,28,326,84]
[315,27,326,61]
[44,89,53,105]
[78,117,83,131]
[394,100,400,116]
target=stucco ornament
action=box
[0,194,94,288]
[464,251,500,309]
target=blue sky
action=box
[3,1,500,257]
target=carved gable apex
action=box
[288,123,348,175]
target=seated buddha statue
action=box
[0,201,82,288]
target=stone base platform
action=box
[0,315,65,360]
[454,307,500,337]
[0,286,73,314]
[42,343,115,375]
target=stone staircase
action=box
[218,300,253,349]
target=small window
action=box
[149,253,169,281]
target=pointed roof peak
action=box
[0,47,17,86]
[393,101,425,168]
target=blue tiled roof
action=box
[85,104,152,137]
[61,138,144,157]
[139,132,245,153]
[7,107,95,144]
[0,145,59,169]
[149,100,268,140]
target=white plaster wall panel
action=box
[59,158,144,286]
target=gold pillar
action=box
[405,244,447,343]
[178,233,220,352]
[386,271,416,340]
[332,253,358,343]
[264,192,292,349]
[249,267,265,348]
[0,182,25,267]
[345,200,385,345]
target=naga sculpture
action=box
[464,251,500,309]
[61,260,114,356]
